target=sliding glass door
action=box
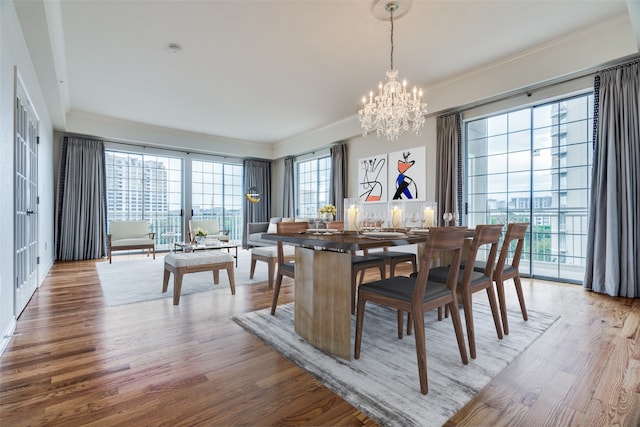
[465,93,593,282]
[105,151,183,251]
[191,160,244,241]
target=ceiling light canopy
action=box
[358,0,428,141]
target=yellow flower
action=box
[319,204,337,216]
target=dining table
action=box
[262,229,432,360]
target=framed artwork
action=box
[388,146,426,201]
[358,154,387,203]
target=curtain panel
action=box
[242,159,271,248]
[584,61,640,297]
[330,143,347,220]
[435,113,462,226]
[283,157,295,217]
[55,136,107,261]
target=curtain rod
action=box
[432,53,640,118]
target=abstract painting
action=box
[388,146,426,201]
[358,155,387,203]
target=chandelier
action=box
[358,1,428,141]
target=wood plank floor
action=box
[1,251,640,426]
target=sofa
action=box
[246,217,311,248]
[107,220,156,263]
[246,217,282,248]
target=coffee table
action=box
[174,241,239,267]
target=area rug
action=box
[233,301,559,427]
[97,249,268,306]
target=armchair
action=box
[188,219,229,243]
[107,220,156,263]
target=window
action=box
[105,151,183,250]
[191,160,244,241]
[296,156,331,217]
[105,148,246,250]
[465,93,593,282]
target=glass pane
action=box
[508,109,530,132]
[487,135,507,155]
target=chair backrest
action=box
[495,222,529,275]
[276,221,309,263]
[109,220,150,240]
[414,227,467,301]
[460,224,503,286]
[328,221,344,231]
[189,219,220,239]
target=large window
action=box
[192,160,244,241]
[105,151,183,250]
[296,156,331,217]
[465,93,593,282]
[105,148,245,250]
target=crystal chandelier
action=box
[358,1,428,141]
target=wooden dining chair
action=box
[271,221,309,315]
[473,222,529,335]
[369,247,417,277]
[329,221,386,315]
[354,227,469,395]
[426,224,504,359]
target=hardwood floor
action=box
[1,252,639,426]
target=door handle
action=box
[26,210,35,215]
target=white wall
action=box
[0,1,55,352]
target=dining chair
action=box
[473,222,530,335]
[329,221,386,315]
[369,247,417,278]
[354,227,469,395]
[426,224,504,359]
[271,221,309,315]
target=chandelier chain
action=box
[389,9,394,70]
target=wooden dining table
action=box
[262,230,430,360]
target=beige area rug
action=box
[234,301,559,427]
[97,249,268,306]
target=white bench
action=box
[163,252,235,305]
[250,245,295,289]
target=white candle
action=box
[347,207,358,231]
[423,208,434,227]
[391,207,402,228]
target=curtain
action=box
[330,143,347,220]
[283,156,295,217]
[584,61,640,297]
[55,136,107,261]
[242,159,271,248]
[435,113,462,226]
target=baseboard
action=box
[0,318,17,356]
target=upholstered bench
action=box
[250,245,295,289]
[163,252,235,305]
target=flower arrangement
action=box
[319,204,337,216]
[194,227,208,237]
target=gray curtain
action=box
[242,159,271,248]
[55,136,107,261]
[330,143,347,220]
[435,113,462,226]
[283,156,294,217]
[584,61,640,297]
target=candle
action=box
[423,208,434,227]
[391,207,402,228]
[347,207,359,231]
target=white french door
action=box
[14,79,39,316]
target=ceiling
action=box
[16,0,639,144]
